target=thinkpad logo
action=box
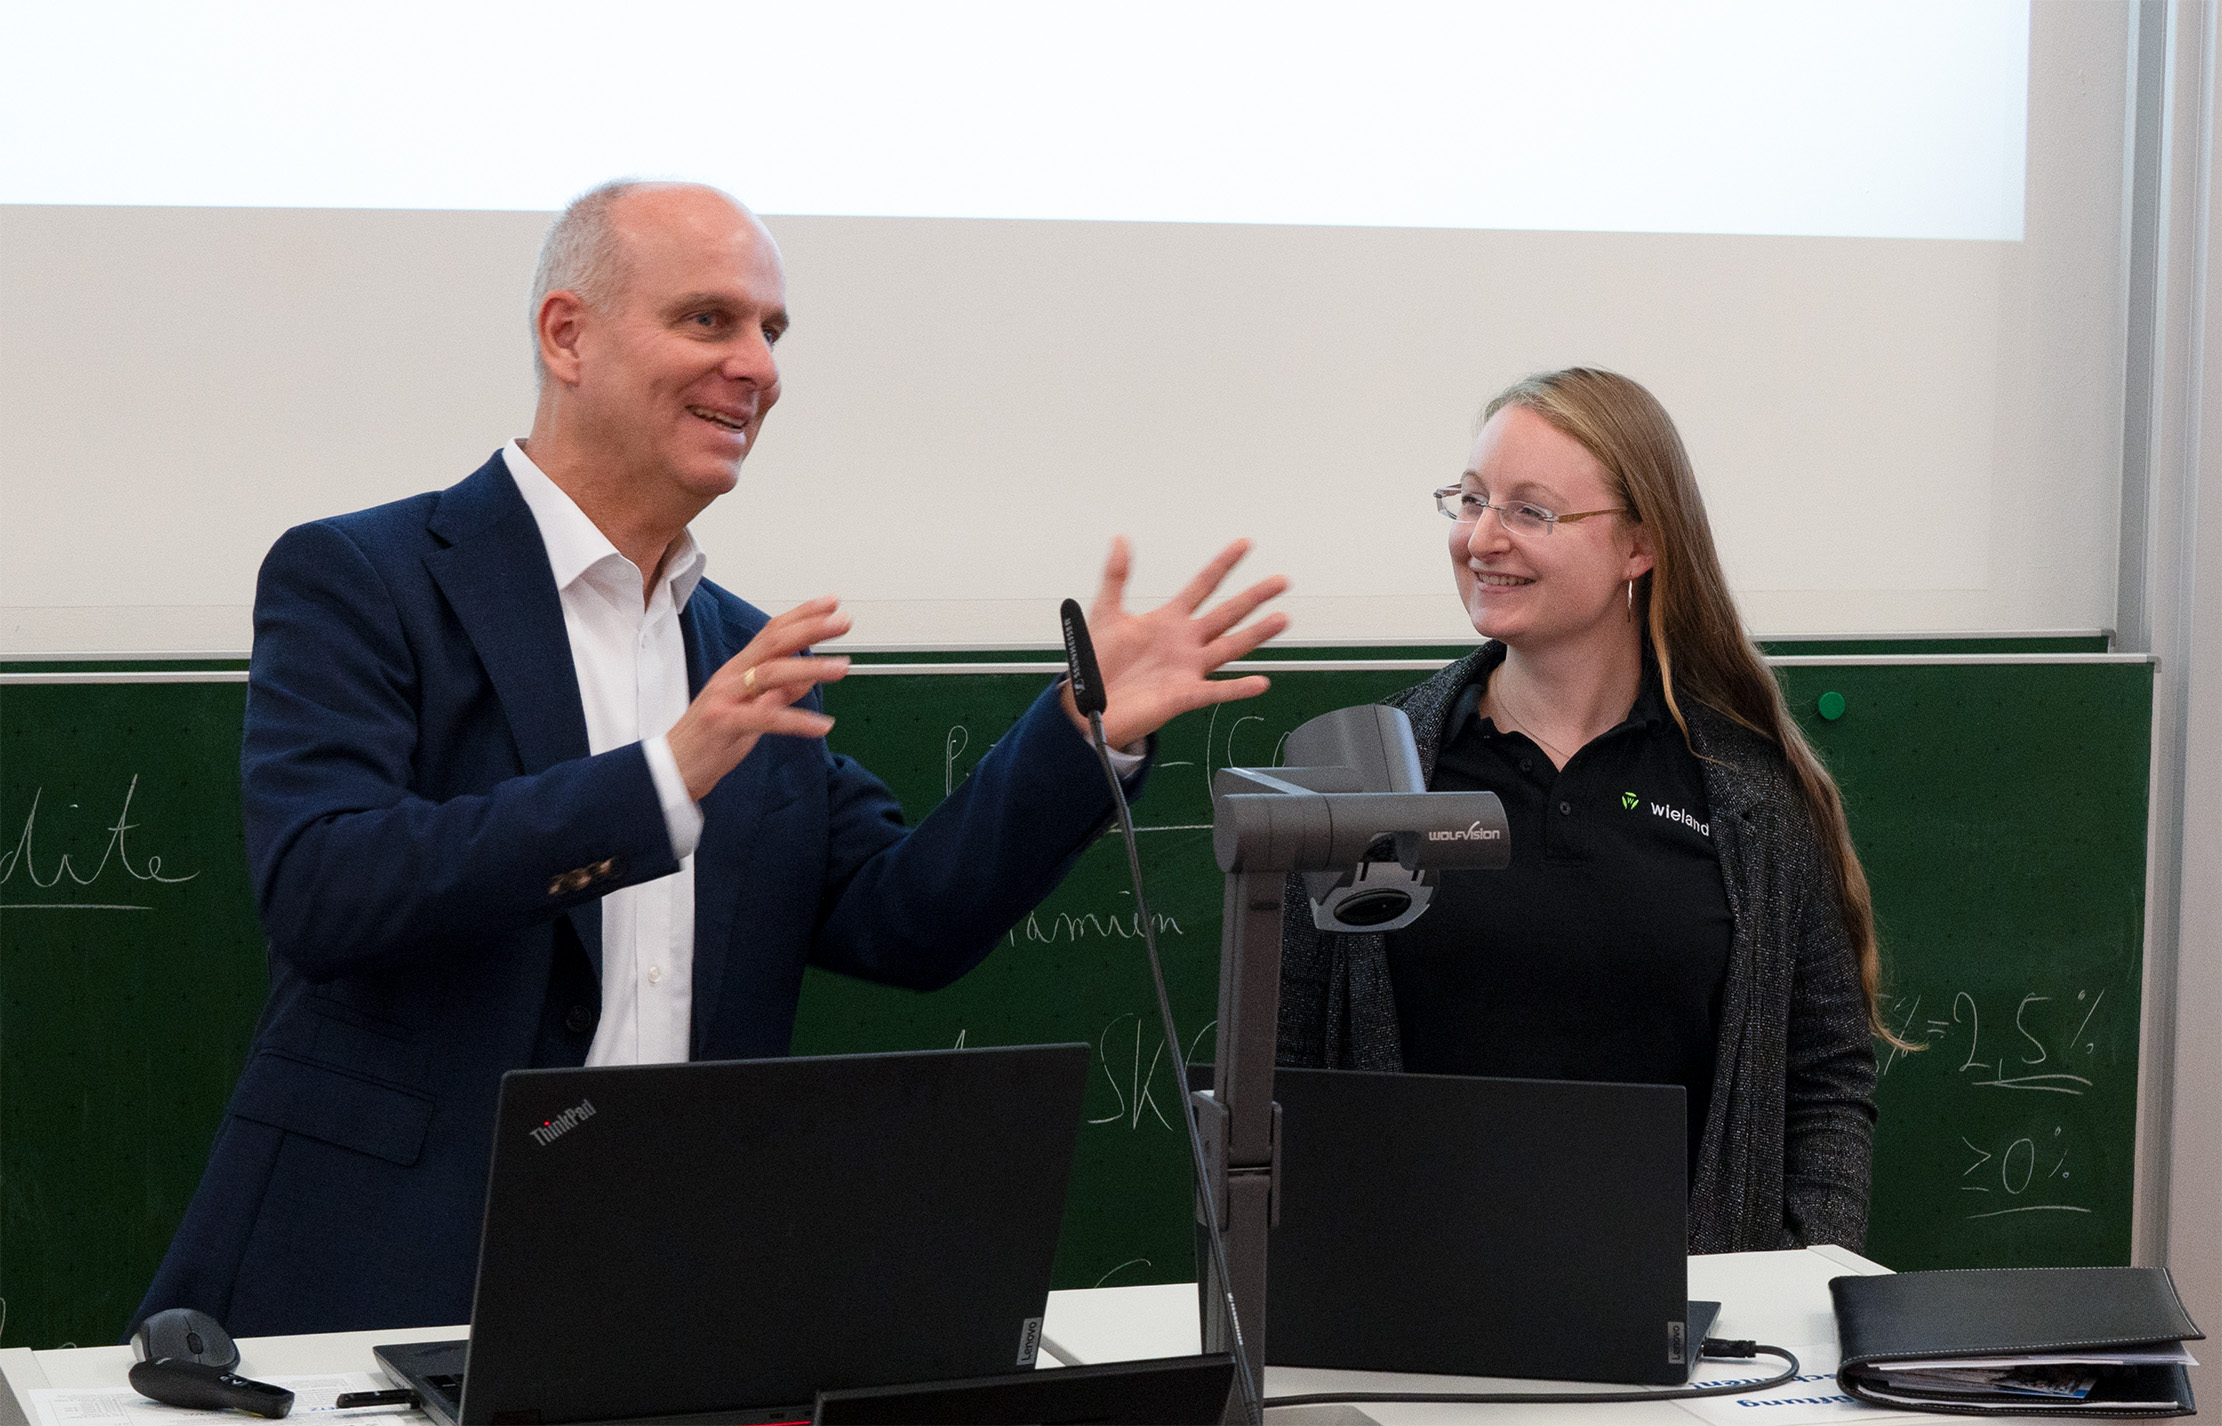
[529,1098,597,1147]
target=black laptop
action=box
[1265,1067,1718,1386]
[377,1045,1090,1425]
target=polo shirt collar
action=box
[1626,653,1673,732]
[1450,639,1672,745]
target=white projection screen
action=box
[0,0,2129,652]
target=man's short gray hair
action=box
[528,179,757,385]
[528,178,648,386]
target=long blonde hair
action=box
[1483,368,1900,1043]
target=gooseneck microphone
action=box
[1058,599,1262,1426]
[1060,598,1108,718]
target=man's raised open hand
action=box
[666,596,851,801]
[1062,537,1290,750]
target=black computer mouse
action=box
[131,1308,241,1372]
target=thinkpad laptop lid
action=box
[1266,1067,1715,1386]
[378,1045,1090,1425]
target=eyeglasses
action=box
[1433,486,1628,535]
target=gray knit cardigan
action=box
[1274,645,1878,1252]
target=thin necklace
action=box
[1487,684,1578,764]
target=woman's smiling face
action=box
[1449,403,1654,648]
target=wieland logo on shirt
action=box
[1621,791,1639,810]
[1648,802,1710,837]
[1425,820,1504,842]
[528,1098,597,1147]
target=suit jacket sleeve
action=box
[244,520,678,982]
[804,680,1127,990]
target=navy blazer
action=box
[135,455,1122,1337]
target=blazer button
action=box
[565,1005,595,1035]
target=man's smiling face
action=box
[569,186,789,512]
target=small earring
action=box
[1627,579,1634,617]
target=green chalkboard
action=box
[0,651,2154,1349]
[0,680,265,1347]
[1772,662,2151,1270]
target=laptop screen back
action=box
[1266,1067,1691,1385]
[458,1045,1090,1423]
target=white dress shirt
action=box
[502,441,1142,1064]
[504,441,704,1067]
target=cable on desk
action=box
[1260,1340,1801,1409]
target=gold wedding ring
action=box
[742,666,759,697]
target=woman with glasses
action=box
[1278,367,1881,1252]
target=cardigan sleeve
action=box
[1278,874,1334,1067]
[1778,815,1880,1249]
[1278,877,1408,1071]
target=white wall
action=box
[2133,0,2222,1407]
[0,1,2126,654]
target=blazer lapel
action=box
[681,593,779,1053]
[420,455,603,971]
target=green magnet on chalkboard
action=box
[1818,691,1848,721]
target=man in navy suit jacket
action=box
[134,180,1288,1336]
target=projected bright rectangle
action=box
[4,0,2028,238]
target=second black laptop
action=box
[379,1044,1090,1425]
[1266,1067,1717,1386]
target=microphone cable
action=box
[1060,599,1264,1426]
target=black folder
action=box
[1830,1267,2203,1417]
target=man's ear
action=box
[538,290,590,387]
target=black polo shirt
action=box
[1385,648,1734,1180]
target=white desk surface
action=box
[0,1248,2079,1424]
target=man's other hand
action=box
[667,596,851,801]
[1063,538,1290,750]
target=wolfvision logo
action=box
[528,1098,597,1146]
[1426,821,1503,842]
[1649,802,1710,837]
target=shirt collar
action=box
[1453,639,1672,742]
[1626,654,1673,731]
[502,440,706,609]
